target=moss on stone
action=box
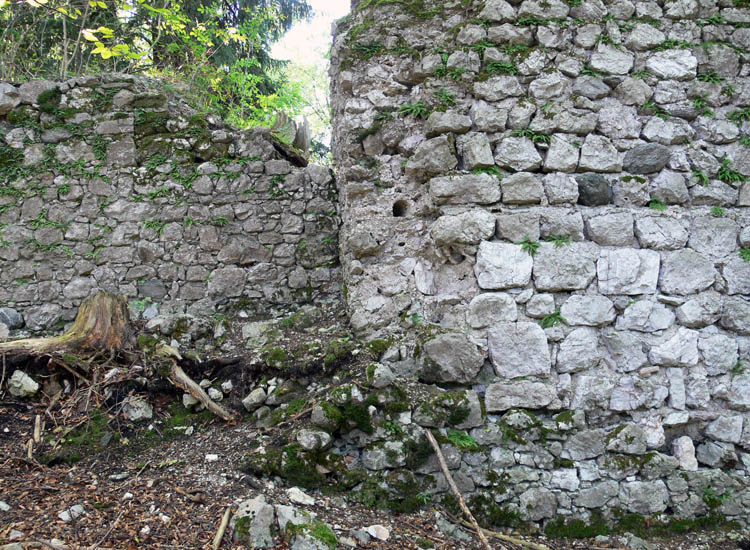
[416,390,473,427]
[319,401,344,427]
[172,317,190,339]
[366,362,378,382]
[340,402,373,434]
[37,87,61,114]
[323,337,356,367]
[365,338,392,357]
[309,521,337,549]
[404,436,433,470]
[356,470,431,514]
[469,494,523,530]
[554,410,575,424]
[132,93,167,108]
[234,515,251,538]
[546,509,740,540]
[261,345,288,369]
[134,111,170,135]
[545,513,610,539]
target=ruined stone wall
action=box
[0,75,340,332]
[331,0,750,528]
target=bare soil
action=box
[1,304,749,550]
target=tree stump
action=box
[0,291,238,421]
[0,291,132,355]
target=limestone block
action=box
[475,242,533,290]
[488,322,550,379]
[597,249,660,295]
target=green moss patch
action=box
[37,87,62,114]
[545,509,740,540]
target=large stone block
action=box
[431,210,496,247]
[475,242,533,290]
[623,143,670,174]
[560,295,616,327]
[597,249,660,295]
[586,212,634,246]
[570,373,616,410]
[649,327,700,367]
[0,83,20,115]
[208,267,246,297]
[619,481,669,514]
[578,135,621,172]
[659,249,716,295]
[724,257,750,295]
[688,217,738,259]
[617,300,674,332]
[603,330,648,372]
[494,137,542,171]
[485,380,556,411]
[590,44,634,75]
[488,322,550,379]
[501,172,544,204]
[473,76,524,101]
[721,297,750,335]
[533,242,599,291]
[635,215,689,250]
[405,135,457,179]
[646,49,697,80]
[729,374,750,410]
[467,293,518,328]
[563,429,606,460]
[676,291,722,328]
[429,174,502,205]
[419,333,485,384]
[557,327,600,373]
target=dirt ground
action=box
[2,398,749,550]
[1,301,749,550]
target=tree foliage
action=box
[0,0,311,127]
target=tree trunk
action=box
[0,291,132,355]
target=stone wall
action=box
[0,75,340,332]
[331,0,750,528]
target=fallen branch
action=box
[456,518,550,550]
[34,414,42,443]
[51,356,91,385]
[212,506,233,550]
[0,352,6,396]
[423,428,496,550]
[158,344,236,422]
[90,507,125,550]
[32,538,66,550]
[260,402,316,434]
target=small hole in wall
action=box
[392,200,408,217]
[398,242,405,247]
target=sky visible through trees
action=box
[0,0,349,155]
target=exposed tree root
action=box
[0,291,236,422]
[156,343,237,422]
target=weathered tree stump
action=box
[0,291,237,421]
[0,291,132,355]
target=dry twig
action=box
[423,428,496,550]
[32,538,66,550]
[456,518,551,550]
[90,507,126,550]
[212,506,233,550]
[0,353,6,396]
[260,402,316,434]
